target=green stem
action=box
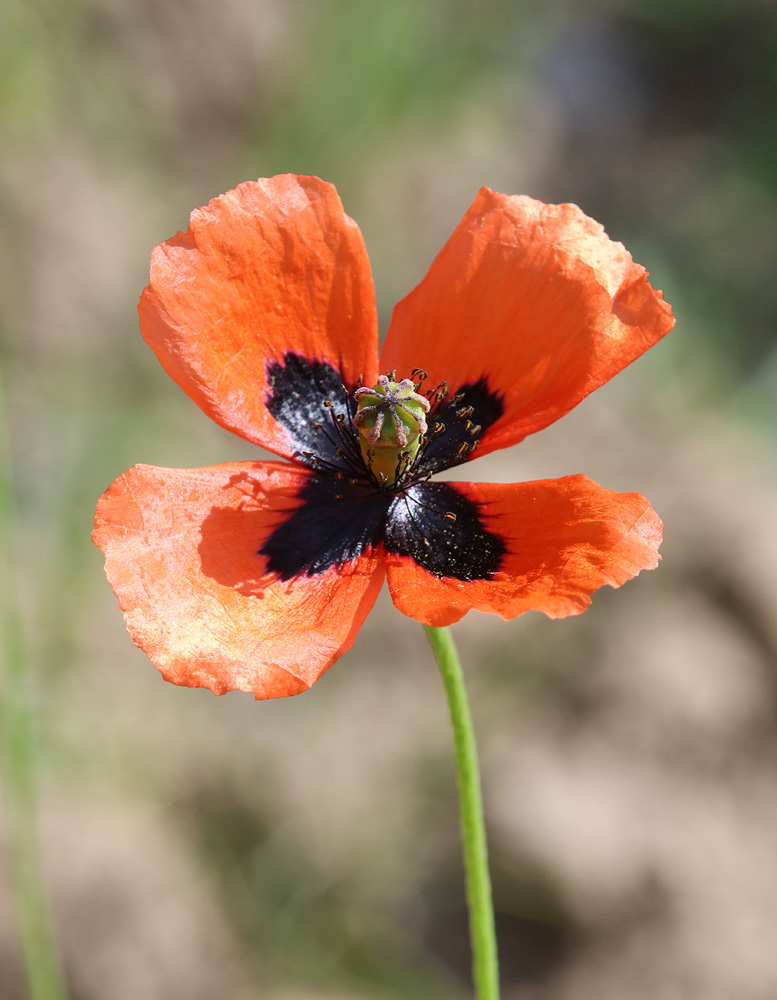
[424,625,499,1000]
[0,369,68,1000]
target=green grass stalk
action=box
[0,369,68,1000]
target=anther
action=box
[445,512,457,521]
[434,381,449,403]
[456,406,474,418]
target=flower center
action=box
[352,374,431,486]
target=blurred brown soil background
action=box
[2,1,777,997]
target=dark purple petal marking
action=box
[385,482,506,580]
[265,353,359,470]
[416,378,504,476]
[260,354,506,581]
[259,473,389,580]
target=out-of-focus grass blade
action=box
[0,362,68,1000]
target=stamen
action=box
[411,367,428,388]
[320,394,364,472]
[433,381,449,404]
[298,391,369,480]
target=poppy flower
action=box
[93,174,674,700]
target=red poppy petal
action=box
[139,175,379,458]
[381,190,674,458]
[93,462,385,699]
[385,476,661,627]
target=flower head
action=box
[93,175,674,699]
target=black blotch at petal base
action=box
[259,473,390,580]
[385,482,505,581]
[260,353,507,583]
[417,378,505,476]
[259,478,505,583]
[265,352,359,469]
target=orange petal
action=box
[385,476,662,627]
[382,190,674,458]
[93,462,385,699]
[139,175,379,458]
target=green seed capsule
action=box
[353,376,430,486]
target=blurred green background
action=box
[2,1,777,998]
